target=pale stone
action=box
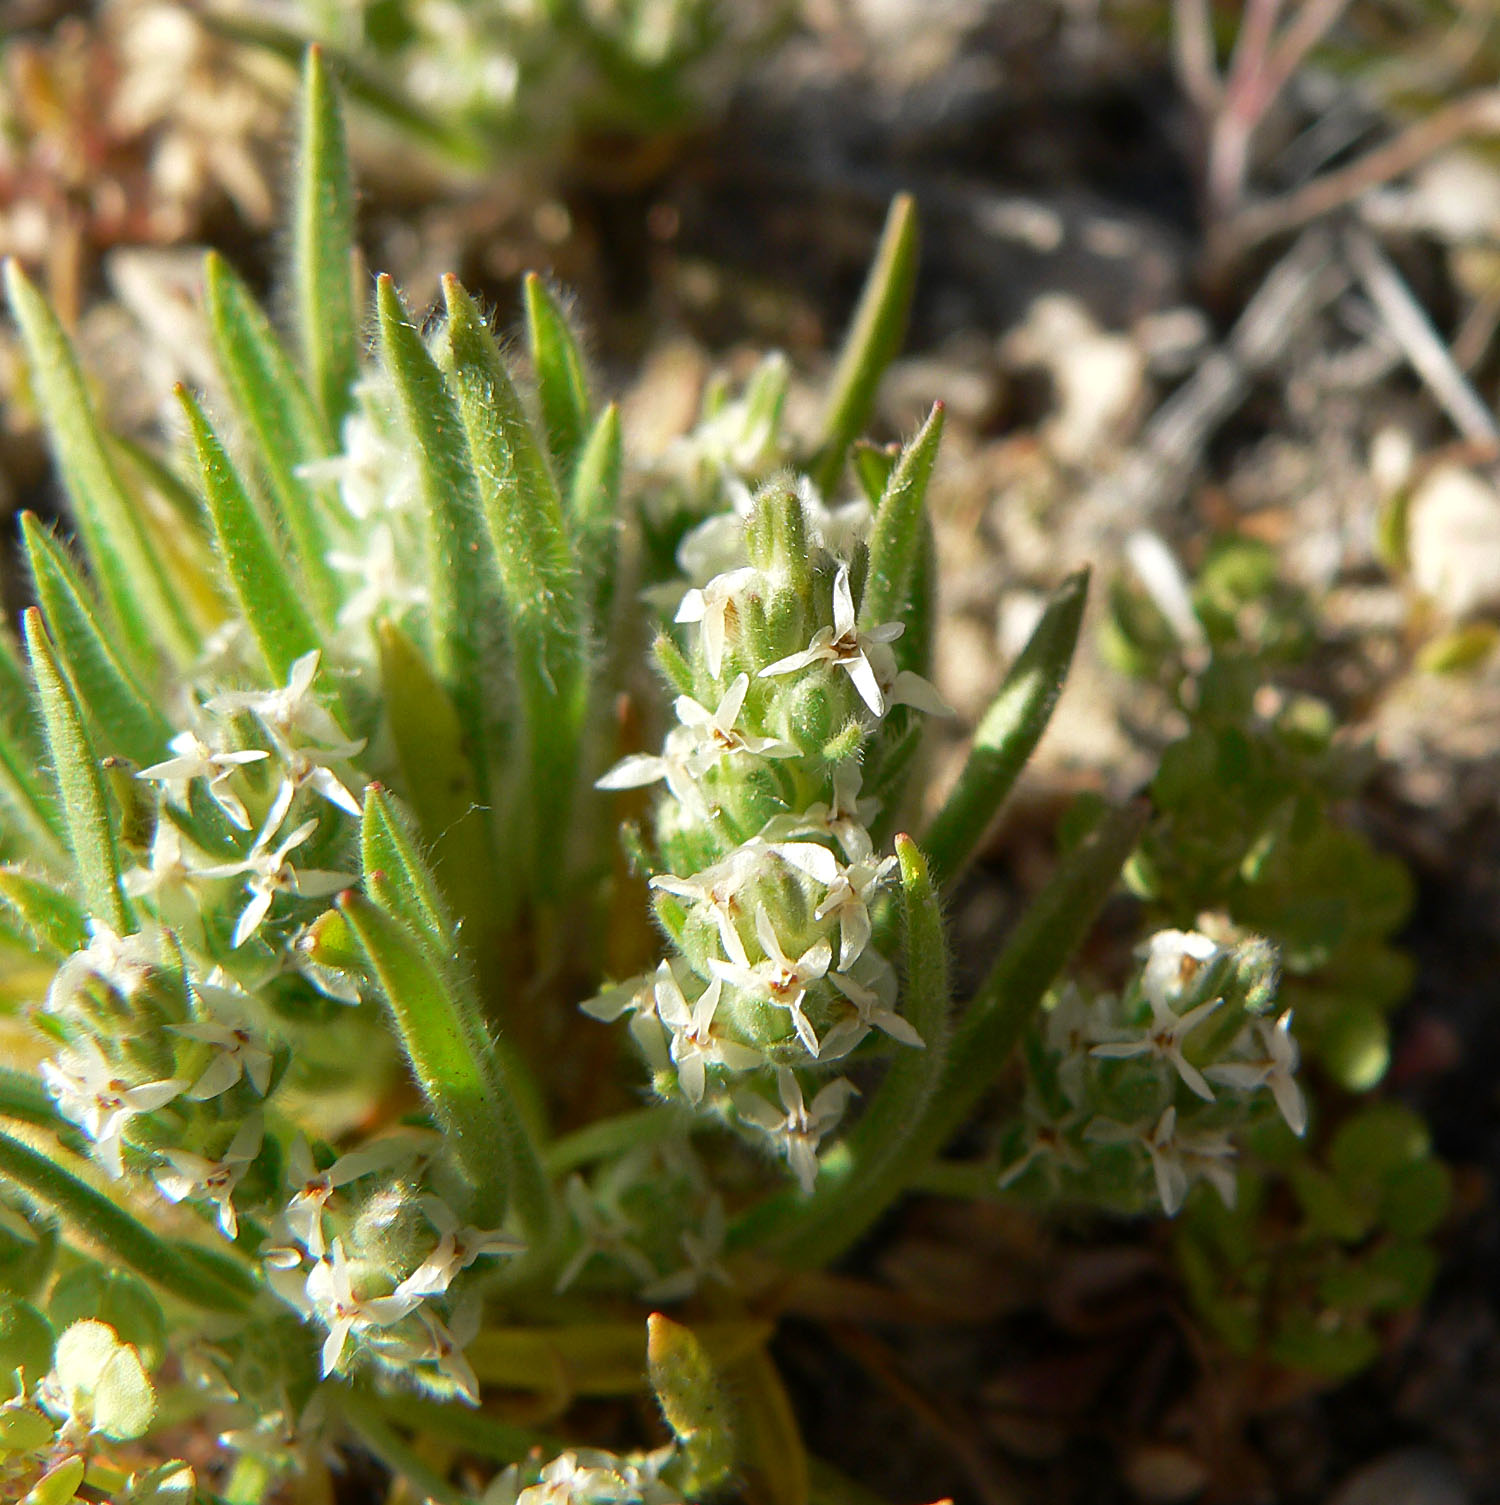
[1407,465,1500,619]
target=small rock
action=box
[1123,1443,1209,1503]
[1326,1448,1470,1505]
[1407,465,1500,619]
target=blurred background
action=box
[3,4,1499,1502]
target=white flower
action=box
[1205,1012,1306,1136]
[378,1307,482,1404]
[996,1106,1086,1191]
[206,650,345,747]
[297,396,418,521]
[554,1175,657,1294]
[272,735,367,819]
[759,564,904,716]
[711,907,832,1057]
[138,730,269,830]
[174,1007,273,1100]
[654,971,762,1104]
[672,673,798,776]
[594,724,705,813]
[328,523,427,634]
[45,923,156,1014]
[1090,933,1225,1101]
[579,967,671,1071]
[813,852,896,970]
[823,952,922,1056]
[736,1068,857,1194]
[195,783,355,947]
[279,1135,427,1258]
[641,1198,731,1303]
[305,1238,421,1375]
[40,1039,187,1180]
[649,839,781,957]
[1086,1107,1237,1216]
[1042,984,1118,1106]
[154,1116,263,1239]
[393,1197,525,1300]
[758,760,879,862]
[674,566,757,678]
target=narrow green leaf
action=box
[375,275,511,793]
[0,865,88,959]
[568,401,623,634]
[204,250,340,621]
[930,799,1149,1151]
[4,260,199,666]
[374,621,506,937]
[859,402,944,632]
[769,837,952,1268]
[850,440,898,508]
[21,515,172,769]
[440,276,587,890]
[647,1314,736,1493]
[0,630,66,865]
[359,784,456,949]
[922,569,1090,887]
[22,609,129,934]
[524,272,592,487]
[294,47,359,434]
[335,1390,466,1505]
[0,1064,69,1131]
[176,387,323,685]
[338,888,553,1241]
[0,1130,253,1311]
[810,193,920,495]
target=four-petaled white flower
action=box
[672,674,798,777]
[138,730,269,831]
[711,907,832,1057]
[736,1067,857,1194]
[641,1197,732,1303]
[579,966,671,1072]
[46,922,157,1015]
[279,1135,426,1258]
[328,522,426,633]
[174,1011,274,1101]
[649,839,781,958]
[273,737,367,818]
[1205,1011,1306,1136]
[654,970,762,1104]
[675,566,757,678]
[996,1105,1087,1191]
[814,852,896,970]
[554,1174,657,1294]
[393,1196,525,1300]
[40,1038,187,1179]
[206,649,345,747]
[823,954,922,1057]
[154,1116,263,1239]
[759,564,904,716]
[305,1237,421,1375]
[196,782,355,947]
[1090,937,1225,1101]
[1087,1107,1237,1216]
[758,760,878,861]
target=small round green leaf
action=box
[0,1295,54,1401]
[50,1268,165,1370]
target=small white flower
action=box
[814,852,896,970]
[654,971,762,1104]
[1091,934,1225,1101]
[997,1106,1087,1191]
[40,1038,187,1180]
[736,1068,856,1194]
[206,650,345,747]
[273,737,367,819]
[174,1010,273,1100]
[759,564,904,716]
[554,1174,657,1294]
[154,1116,263,1240]
[298,397,419,521]
[823,953,922,1057]
[641,1197,731,1303]
[305,1238,421,1375]
[649,839,781,958]
[1205,1012,1306,1136]
[393,1196,524,1300]
[711,907,832,1057]
[674,566,757,678]
[579,967,671,1072]
[138,730,269,830]
[594,724,705,814]
[328,523,426,633]
[196,783,355,947]
[1086,1107,1237,1216]
[757,760,879,862]
[45,923,156,1014]
[673,673,799,776]
[279,1135,426,1258]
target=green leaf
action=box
[923,570,1089,887]
[21,515,171,769]
[524,272,592,487]
[375,275,511,799]
[4,261,199,667]
[0,866,88,959]
[810,193,919,495]
[22,610,129,934]
[567,400,623,633]
[203,250,340,621]
[859,402,944,633]
[53,1319,155,1441]
[647,1314,736,1493]
[359,783,456,951]
[440,276,588,891]
[176,388,323,686]
[0,1295,54,1401]
[0,1131,253,1312]
[850,439,898,507]
[338,888,553,1241]
[0,629,65,866]
[25,1452,84,1505]
[294,47,359,434]
[49,1266,165,1369]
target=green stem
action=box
[334,1387,465,1505]
[544,1105,691,1177]
[0,1130,254,1311]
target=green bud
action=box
[647,1313,735,1493]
